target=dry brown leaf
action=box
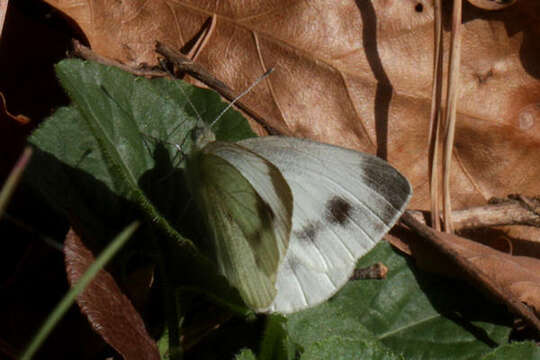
[409,230,540,317]
[0,92,30,126]
[455,243,540,317]
[45,0,540,213]
[399,213,540,329]
[64,228,160,360]
[392,205,540,319]
[467,0,517,11]
[398,200,540,258]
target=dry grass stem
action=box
[407,195,540,231]
[442,0,463,233]
[428,0,444,232]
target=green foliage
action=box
[481,342,540,359]
[259,315,296,360]
[300,337,402,360]
[235,349,258,360]
[27,59,254,245]
[26,59,254,312]
[287,242,513,360]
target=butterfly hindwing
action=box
[237,136,412,313]
[186,141,293,310]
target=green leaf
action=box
[481,342,540,359]
[287,242,512,360]
[234,349,257,360]
[25,59,257,321]
[157,327,170,360]
[301,337,402,360]
[27,59,255,244]
[259,315,296,360]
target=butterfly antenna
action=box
[158,59,204,140]
[209,68,274,129]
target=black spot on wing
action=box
[255,253,274,276]
[371,221,386,238]
[294,221,322,243]
[257,199,275,222]
[245,200,274,248]
[325,196,353,226]
[359,158,411,206]
[248,229,264,247]
[286,254,301,272]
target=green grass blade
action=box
[0,147,32,218]
[20,221,139,360]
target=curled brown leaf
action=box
[399,212,540,333]
[467,0,517,11]
[64,229,160,360]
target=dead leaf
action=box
[64,228,160,360]
[0,0,8,41]
[45,0,540,212]
[0,93,30,125]
[467,0,517,11]
[398,213,540,322]
[418,234,540,318]
[399,201,540,259]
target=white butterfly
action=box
[162,67,412,313]
[185,124,411,314]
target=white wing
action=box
[237,136,412,313]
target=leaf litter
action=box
[35,0,540,353]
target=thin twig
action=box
[71,40,166,78]
[428,0,444,231]
[155,42,282,136]
[407,195,540,231]
[400,211,540,334]
[72,40,283,136]
[442,0,463,233]
[512,194,540,217]
[350,262,388,280]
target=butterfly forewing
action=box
[186,141,293,310]
[237,136,412,313]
